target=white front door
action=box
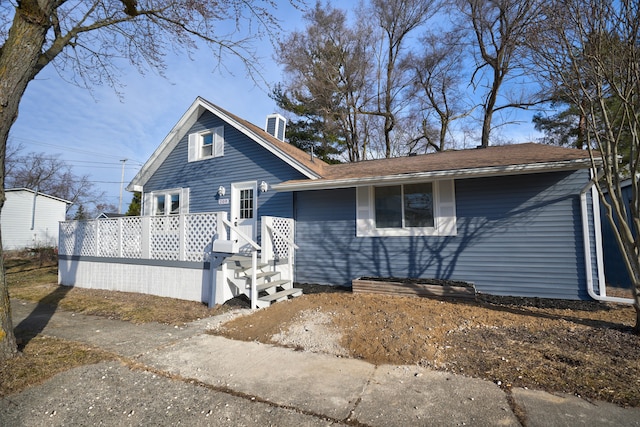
[231,181,257,251]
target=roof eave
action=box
[5,188,72,204]
[195,98,323,180]
[272,159,594,192]
[127,97,322,192]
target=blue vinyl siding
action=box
[144,111,307,230]
[294,169,597,300]
[601,184,633,288]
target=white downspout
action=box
[581,172,634,304]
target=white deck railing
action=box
[59,213,297,266]
[59,212,226,262]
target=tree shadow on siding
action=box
[304,188,579,292]
[14,280,73,350]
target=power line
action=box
[8,135,146,164]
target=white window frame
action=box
[145,188,190,216]
[188,126,224,162]
[356,179,457,237]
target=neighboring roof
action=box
[5,188,72,204]
[96,212,126,219]
[127,97,327,191]
[274,143,597,191]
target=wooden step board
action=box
[255,279,290,292]
[258,287,303,303]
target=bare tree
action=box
[0,0,286,359]
[532,0,640,330]
[6,150,107,217]
[277,2,373,161]
[363,0,440,158]
[404,31,474,152]
[456,0,545,147]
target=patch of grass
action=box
[7,257,230,325]
[0,336,116,397]
[5,258,58,288]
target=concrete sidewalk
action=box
[2,300,639,426]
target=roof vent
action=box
[265,114,287,142]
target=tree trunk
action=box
[0,1,54,360]
[480,108,493,148]
[0,239,16,359]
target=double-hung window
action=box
[356,180,456,237]
[188,126,224,162]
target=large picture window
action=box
[357,180,455,237]
[374,183,434,229]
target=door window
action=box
[239,188,254,219]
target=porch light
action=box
[218,185,226,197]
[260,181,269,193]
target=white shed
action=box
[2,188,70,250]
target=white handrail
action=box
[221,218,261,250]
[220,217,261,308]
[266,223,300,251]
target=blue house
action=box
[120,97,606,302]
[60,97,610,306]
[601,179,634,288]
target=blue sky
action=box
[9,3,308,213]
[8,1,542,214]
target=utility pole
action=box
[119,159,128,214]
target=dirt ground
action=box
[212,284,640,408]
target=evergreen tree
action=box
[126,192,141,216]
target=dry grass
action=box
[6,258,230,325]
[216,289,640,408]
[0,336,117,398]
[3,257,230,397]
[6,257,640,407]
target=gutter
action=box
[580,171,634,304]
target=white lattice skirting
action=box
[58,258,213,303]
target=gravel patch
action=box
[271,309,349,357]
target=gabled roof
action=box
[127,97,327,191]
[274,143,597,191]
[6,188,72,204]
[96,212,126,219]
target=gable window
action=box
[188,126,224,162]
[145,188,190,216]
[357,180,456,237]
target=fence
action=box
[58,212,298,305]
[59,213,297,264]
[59,212,225,263]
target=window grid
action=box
[201,132,213,157]
[154,191,180,216]
[239,189,254,219]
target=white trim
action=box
[580,171,634,304]
[273,159,593,192]
[356,180,457,237]
[592,182,606,296]
[127,97,321,191]
[231,181,258,245]
[188,126,225,162]
[148,187,187,216]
